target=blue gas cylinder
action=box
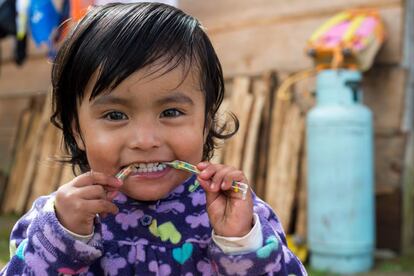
[307,69,375,274]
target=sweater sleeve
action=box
[0,194,103,275]
[207,193,307,276]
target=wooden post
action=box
[25,125,63,210]
[254,72,277,197]
[266,101,304,229]
[223,77,253,169]
[295,140,308,238]
[242,79,265,182]
[2,97,44,213]
[14,93,51,213]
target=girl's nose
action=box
[128,121,162,151]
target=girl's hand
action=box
[196,162,253,237]
[55,171,123,235]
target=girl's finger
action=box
[198,163,223,181]
[196,176,223,208]
[196,161,210,170]
[72,171,122,189]
[197,176,213,192]
[83,199,119,216]
[211,166,234,191]
[222,170,246,191]
[76,184,107,200]
[77,185,119,201]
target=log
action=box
[0,98,31,172]
[266,103,304,229]
[243,78,266,184]
[211,99,230,164]
[14,93,52,213]
[223,77,253,168]
[58,164,76,188]
[2,98,44,213]
[295,140,308,238]
[254,72,278,198]
[25,125,63,209]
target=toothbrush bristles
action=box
[116,165,134,180]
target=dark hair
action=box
[51,2,239,173]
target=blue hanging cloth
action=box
[29,0,59,46]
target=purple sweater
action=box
[1,175,306,275]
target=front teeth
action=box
[133,162,167,173]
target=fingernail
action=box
[221,182,226,189]
[210,182,215,190]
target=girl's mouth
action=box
[117,161,173,180]
[131,162,168,173]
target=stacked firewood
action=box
[1,94,74,215]
[1,72,313,237]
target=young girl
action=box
[1,2,306,275]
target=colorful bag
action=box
[306,9,385,71]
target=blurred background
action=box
[0,0,413,275]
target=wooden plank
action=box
[295,140,307,238]
[0,98,30,171]
[25,124,63,209]
[2,99,44,213]
[376,186,402,251]
[223,77,253,168]
[363,65,407,131]
[4,105,32,174]
[253,72,278,198]
[375,134,406,192]
[14,93,53,213]
[242,80,265,182]
[0,101,31,204]
[180,1,402,76]
[0,58,51,96]
[266,103,304,228]
[211,99,230,164]
[58,165,76,188]
[181,0,401,31]
[266,75,292,173]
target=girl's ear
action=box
[72,121,86,151]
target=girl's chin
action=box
[120,180,179,201]
[121,188,170,201]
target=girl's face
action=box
[74,65,206,201]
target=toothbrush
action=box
[165,160,249,200]
[115,165,134,181]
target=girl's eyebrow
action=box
[91,95,131,107]
[155,92,195,106]
[90,92,195,107]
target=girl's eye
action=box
[104,111,128,121]
[161,108,183,118]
